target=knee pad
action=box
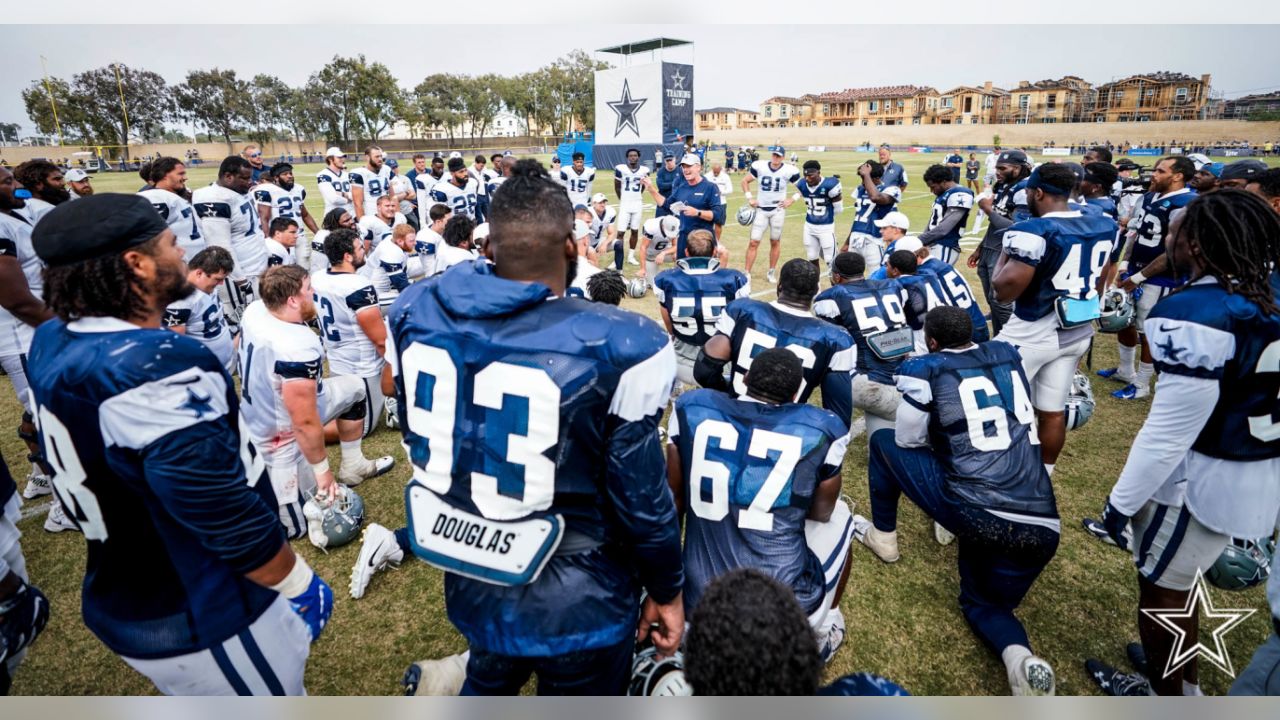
[338,398,367,421]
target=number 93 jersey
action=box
[714,299,855,402]
[653,257,751,348]
[668,389,849,615]
[895,341,1057,518]
[1129,188,1195,287]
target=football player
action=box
[697,259,855,427]
[568,219,603,299]
[164,246,236,374]
[586,269,626,306]
[653,229,751,386]
[634,215,681,284]
[255,163,319,267]
[485,154,514,202]
[191,156,269,329]
[560,152,596,210]
[467,155,489,223]
[357,195,406,250]
[311,209,355,275]
[12,160,68,225]
[309,230,397,439]
[240,263,393,538]
[669,348,854,662]
[741,147,800,283]
[586,192,618,268]
[793,160,843,274]
[362,223,423,312]
[919,164,975,266]
[852,306,1060,697]
[415,203,451,278]
[845,160,902,272]
[992,164,1117,474]
[1102,156,1196,400]
[317,147,353,217]
[614,148,650,265]
[884,245,986,354]
[1087,191,1280,696]
[1080,163,1120,221]
[139,157,204,258]
[0,460,50,694]
[414,156,448,229]
[814,252,911,439]
[28,196,332,695]
[1245,166,1280,215]
[431,157,480,220]
[379,159,683,695]
[968,149,1031,336]
[349,146,392,219]
[432,215,479,276]
[264,217,298,267]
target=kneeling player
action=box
[634,215,681,286]
[164,246,236,374]
[853,307,1060,696]
[669,348,854,662]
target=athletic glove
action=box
[1100,499,1132,551]
[288,573,333,642]
[0,580,50,666]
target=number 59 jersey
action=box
[668,389,849,616]
[895,341,1057,519]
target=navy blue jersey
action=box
[1001,211,1118,322]
[0,457,13,512]
[669,390,848,615]
[1084,195,1118,221]
[713,298,855,402]
[849,183,902,238]
[26,318,282,660]
[384,260,681,656]
[896,342,1057,518]
[814,279,911,384]
[655,166,679,216]
[1145,279,1280,461]
[918,258,991,343]
[925,186,975,249]
[795,176,842,226]
[1129,188,1196,287]
[653,258,750,347]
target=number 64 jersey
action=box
[383,260,682,657]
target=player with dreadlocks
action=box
[1087,189,1280,696]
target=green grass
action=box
[5,151,1280,695]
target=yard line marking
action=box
[848,416,866,441]
[20,500,52,521]
[750,286,777,299]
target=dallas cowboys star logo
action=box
[179,387,215,419]
[607,79,647,138]
[1140,569,1255,678]
[1155,334,1186,362]
[670,68,687,90]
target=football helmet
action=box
[1206,536,1275,591]
[626,277,649,298]
[1096,288,1134,334]
[628,646,692,696]
[736,205,756,226]
[1186,153,1211,171]
[659,215,681,239]
[303,485,366,551]
[1065,372,1095,431]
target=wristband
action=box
[270,554,315,598]
[791,192,802,202]
[1116,261,1129,273]
[744,191,752,199]
[310,458,331,477]
[1130,271,1147,285]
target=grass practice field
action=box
[4,150,1280,696]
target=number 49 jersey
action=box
[668,389,849,615]
[713,298,855,402]
[653,257,751,347]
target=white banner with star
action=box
[594,64,663,145]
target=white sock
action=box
[1183,680,1202,696]
[1044,463,1055,477]
[1001,644,1033,673]
[340,440,365,464]
[1118,344,1136,376]
[1135,361,1155,388]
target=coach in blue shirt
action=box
[646,154,722,258]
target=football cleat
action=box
[22,471,52,499]
[1125,642,1149,678]
[349,523,404,599]
[1081,517,1132,549]
[337,455,395,487]
[627,251,640,266]
[1095,367,1136,384]
[852,514,900,563]
[628,645,693,696]
[1010,655,1055,696]
[43,500,80,534]
[303,485,365,551]
[934,522,955,546]
[1111,383,1149,400]
[766,268,778,284]
[816,607,846,664]
[403,652,469,696]
[1085,658,1151,696]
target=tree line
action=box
[20,52,606,153]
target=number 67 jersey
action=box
[383,260,683,657]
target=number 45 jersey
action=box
[384,260,682,657]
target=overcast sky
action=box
[5,24,1280,135]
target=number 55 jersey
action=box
[384,261,682,657]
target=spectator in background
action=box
[965,153,981,192]
[878,146,908,190]
[65,168,93,199]
[946,150,964,184]
[386,159,417,230]
[984,145,1002,188]
[708,161,732,242]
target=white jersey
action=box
[414,227,445,277]
[139,188,205,257]
[390,174,414,216]
[191,184,268,281]
[589,205,617,246]
[18,198,56,225]
[254,182,309,239]
[614,164,650,209]
[486,175,506,199]
[309,229,332,274]
[433,244,477,276]
[349,165,393,217]
[360,241,420,306]
[264,237,296,267]
[0,210,42,356]
[238,300,327,459]
[414,172,445,227]
[316,167,352,216]
[749,160,801,209]
[430,179,479,220]
[642,217,677,258]
[570,256,603,299]
[357,213,405,249]
[163,288,233,373]
[308,270,383,377]
[559,166,596,208]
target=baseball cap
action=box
[572,219,590,240]
[893,236,924,254]
[1116,158,1141,171]
[324,146,344,158]
[771,146,785,157]
[1202,162,1224,178]
[873,211,910,231]
[679,154,701,166]
[386,158,399,169]
[996,149,1030,166]
[590,192,608,204]
[64,168,89,182]
[573,203,589,213]
[448,151,463,160]
[1186,152,1212,170]
[1220,159,1268,182]
[662,151,675,160]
